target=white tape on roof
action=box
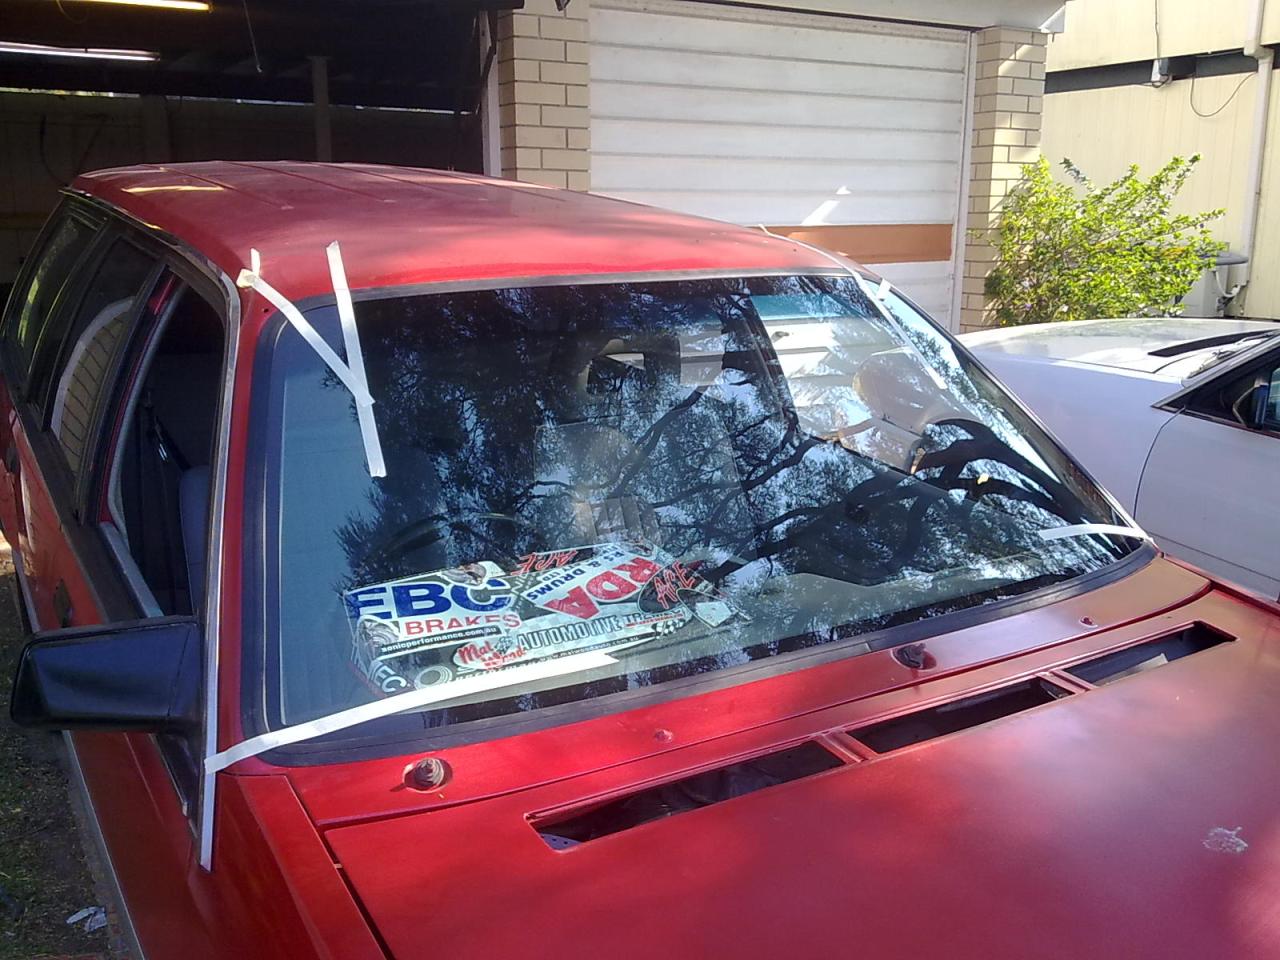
[236,243,386,477]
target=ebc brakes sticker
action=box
[344,543,746,696]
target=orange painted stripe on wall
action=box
[766,223,953,265]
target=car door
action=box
[4,205,236,955]
[1135,345,1280,598]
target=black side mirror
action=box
[11,617,201,732]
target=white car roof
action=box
[960,316,1280,374]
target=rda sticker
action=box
[344,541,746,696]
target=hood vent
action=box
[849,677,1072,754]
[533,625,1233,849]
[1064,622,1232,687]
[534,741,844,849]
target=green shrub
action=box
[983,156,1226,326]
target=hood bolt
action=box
[406,757,450,791]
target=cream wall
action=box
[1239,83,1280,312]
[1041,74,1257,249]
[1043,68,1280,316]
[1049,0,1280,72]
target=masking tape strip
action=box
[326,241,386,477]
[204,650,619,773]
[1037,523,1152,542]
[236,244,386,478]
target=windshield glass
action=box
[254,274,1138,732]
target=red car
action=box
[5,162,1279,959]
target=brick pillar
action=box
[960,27,1048,332]
[495,0,590,190]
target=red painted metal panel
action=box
[284,557,1209,827]
[327,589,1280,960]
[212,775,385,960]
[8,163,1278,959]
[72,163,838,311]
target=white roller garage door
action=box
[590,0,972,326]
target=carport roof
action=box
[75,161,838,300]
[1,0,515,110]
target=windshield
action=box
[253,274,1138,733]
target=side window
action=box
[3,215,98,389]
[1185,352,1280,432]
[44,241,158,482]
[1262,364,1280,431]
[107,283,224,618]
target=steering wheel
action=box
[375,512,538,566]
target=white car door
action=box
[1135,348,1280,598]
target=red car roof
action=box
[74,162,837,301]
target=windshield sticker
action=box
[344,542,745,696]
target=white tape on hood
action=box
[204,650,618,773]
[236,243,386,478]
[1037,523,1151,543]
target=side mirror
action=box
[11,618,201,732]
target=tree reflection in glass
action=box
[259,275,1136,729]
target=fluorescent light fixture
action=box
[73,0,211,9]
[0,41,158,62]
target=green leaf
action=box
[981,155,1227,325]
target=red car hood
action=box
[317,571,1280,959]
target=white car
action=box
[962,317,1280,598]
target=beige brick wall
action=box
[961,27,1047,332]
[496,0,590,190]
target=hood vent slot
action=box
[1064,622,1232,687]
[849,677,1072,754]
[534,741,843,849]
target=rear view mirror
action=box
[11,618,201,732]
